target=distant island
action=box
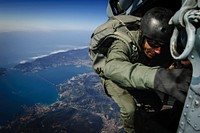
[1,47,122,133]
[14,47,91,73]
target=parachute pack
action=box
[89,15,141,77]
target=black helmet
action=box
[140,7,174,44]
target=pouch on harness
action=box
[89,15,141,77]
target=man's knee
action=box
[121,105,135,118]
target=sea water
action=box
[0,64,92,126]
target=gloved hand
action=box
[154,68,192,103]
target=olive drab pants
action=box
[104,79,136,133]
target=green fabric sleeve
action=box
[104,40,159,89]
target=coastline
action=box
[0,65,92,126]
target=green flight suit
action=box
[102,30,172,133]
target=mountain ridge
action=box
[14,47,91,73]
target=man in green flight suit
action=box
[102,7,192,133]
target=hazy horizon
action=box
[0,30,91,67]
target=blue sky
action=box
[0,0,108,32]
[0,0,109,67]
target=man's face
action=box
[143,38,165,58]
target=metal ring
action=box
[170,10,196,60]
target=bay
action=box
[0,65,92,126]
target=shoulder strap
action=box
[89,15,141,76]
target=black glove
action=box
[154,68,192,103]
